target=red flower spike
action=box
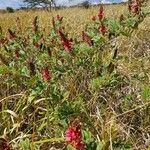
[119,14,124,24]
[59,26,65,33]
[8,29,16,39]
[0,38,8,45]
[42,67,51,82]
[92,16,96,21]
[33,16,38,33]
[65,123,85,150]
[99,25,107,35]
[98,5,104,21]
[129,0,140,14]
[75,142,85,150]
[57,15,63,22]
[59,30,72,52]
[16,17,22,31]
[82,31,93,46]
[52,17,56,30]
[131,0,140,14]
[62,39,72,52]
[15,49,20,58]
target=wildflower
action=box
[59,30,72,52]
[15,49,20,58]
[82,31,93,46]
[8,29,16,39]
[42,67,51,81]
[57,15,63,22]
[131,0,140,14]
[128,0,140,14]
[65,123,85,150]
[75,142,85,150]
[62,39,72,52]
[99,25,107,35]
[91,16,96,21]
[59,26,65,33]
[98,5,104,21]
[16,17,22,31]
[52,17,56,30]
[128,0,132,12]
[33,16,38,33]
[119,14,124,25]
[0,38,8,45]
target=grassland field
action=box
[0,1,150,149]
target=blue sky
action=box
[0,0,127,9]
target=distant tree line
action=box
[22,0,92,10]
[5,0,96,13]
[23,0,56,10]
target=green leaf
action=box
[107,19,121,35]
[0,65,9,74]
[19,138,30,150]
[141,84,150,101]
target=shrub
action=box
[6,7,15,13]
[81,1,90,9]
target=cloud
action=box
[0,0,23,9]
[0,0,128,9]
[55,0,127,6]
[56,0,87,6]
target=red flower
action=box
[131,1,140,14]
[92,16,96,21]
[65,124,85,150]
[98,5,104,21]
[8,29,16,39]
[75,142,85,150]
[82,31,93,46]
[33,16,38,33]
[15,49,20,58]
[59,30,72,52]
[62,39,72,52]
[52,17,56,30]
[59,26,65,33]
[99,25,107,35]
[57,15,63,22]
[16,17,22,31]
[42,67,51,81]
[119,14,124,24]
[0,38,8,45]
[129,0,140,14]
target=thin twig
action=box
[107,100,150,124]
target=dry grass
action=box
[0,3,128,36]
